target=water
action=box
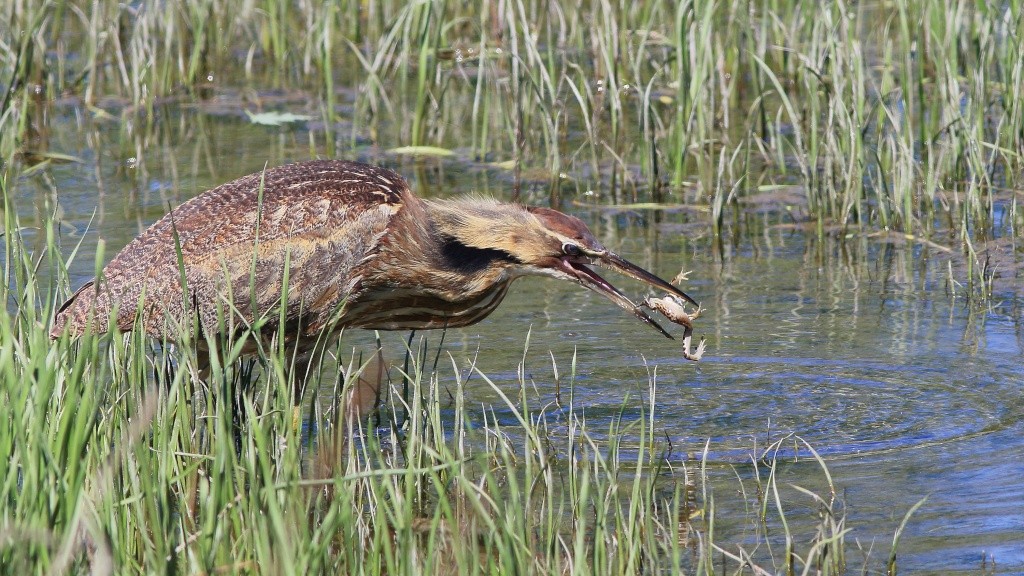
[14,101,1024,573]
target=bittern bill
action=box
[52,160,697,372]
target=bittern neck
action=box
[344,198,521,330]
[422,198,522,283]
[426,197,535,249]
[363,198,522,293]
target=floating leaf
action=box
[88,105,117,121]
[756,184,801,192]
[244,110,313,126]
[574,201,709,212]
[388,146,455,157]
[489,160,516,170]
[27,151,84,164]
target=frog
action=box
[642,294,706,361]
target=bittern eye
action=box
[562,243,582,257]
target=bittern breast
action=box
[342,279,515,330]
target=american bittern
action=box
[52,160,697,410]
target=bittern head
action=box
[430,199,697,338]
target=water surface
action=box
[14,101,1024,574]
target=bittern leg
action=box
[342,347,385,431]
[306,348,386,485]
[286,334,342,432]
[193,347,212,384]
[290,343,385,433]
[188,342,261,451]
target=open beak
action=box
[558,251,698,339]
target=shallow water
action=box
[13,101,1024,573]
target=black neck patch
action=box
[437,236,518,275]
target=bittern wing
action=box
[52,161,409,339]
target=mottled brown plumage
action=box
[52,160,697,362]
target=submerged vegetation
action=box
[1,0,1021,573]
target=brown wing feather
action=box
[51,160,408,340]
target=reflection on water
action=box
[13,102,1024,573]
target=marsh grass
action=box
[0,190,913,574]
[2,0,1021,295]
